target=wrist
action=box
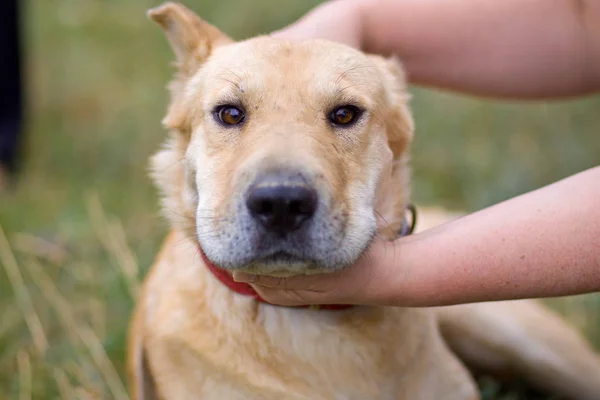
[362,235,427,307]
[376,229,455,308]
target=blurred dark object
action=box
[0,0,23,186]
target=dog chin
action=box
[224,244,371,277]
[240,262,324,278]
[224,252,326,277]
[198,223,377,276]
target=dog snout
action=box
[246,173,318,235]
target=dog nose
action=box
[246,174,317,235]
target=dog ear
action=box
[148,3,234,135]
[369,56,414,160]
[148,2,233,76]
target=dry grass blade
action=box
[66,361,100,395]
[88,297,106,343]
[12,233,70,265]
[80,261,107,341]
[0,225,48,354]
[85,192,140,299]
[20,258,77,345]
[17,351,32,400]
[53,368,75,400]
[23,258,129,400]
[73,387,104,400]
[77,326,129,400]
[109,219,140,296]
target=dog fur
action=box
[128,3,600,399]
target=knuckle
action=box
[272,277,288,289]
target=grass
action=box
[1,0,599,398]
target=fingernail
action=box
[233,272,256,283]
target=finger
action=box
[232,271,331,290]
[247,265,369,305]
[269,26,305,40]
[251,286,323,306]
[232,237,395,305]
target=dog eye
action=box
[215,105,245,126]
[328,105,361,127]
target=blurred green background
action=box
[0,0,598,399]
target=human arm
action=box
[272,0,600,99]
[234,166,600,307]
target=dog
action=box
[128,3,600,399]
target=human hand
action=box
[232,237,400,306]
[269,0,364,49]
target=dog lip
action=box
[255,251,309,265]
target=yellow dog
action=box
[128,3,600,399]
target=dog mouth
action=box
[254,251,311,266]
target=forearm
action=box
[363,0,600,98]
[387,166,600,307]
[276,0,600,99]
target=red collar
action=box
[199,246,353,310]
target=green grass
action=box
[1,0,599,398]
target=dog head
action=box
[149,2,413,276]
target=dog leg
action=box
[127,302,158,400]
[436,300,600,400]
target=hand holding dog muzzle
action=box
[233,237,404,307]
